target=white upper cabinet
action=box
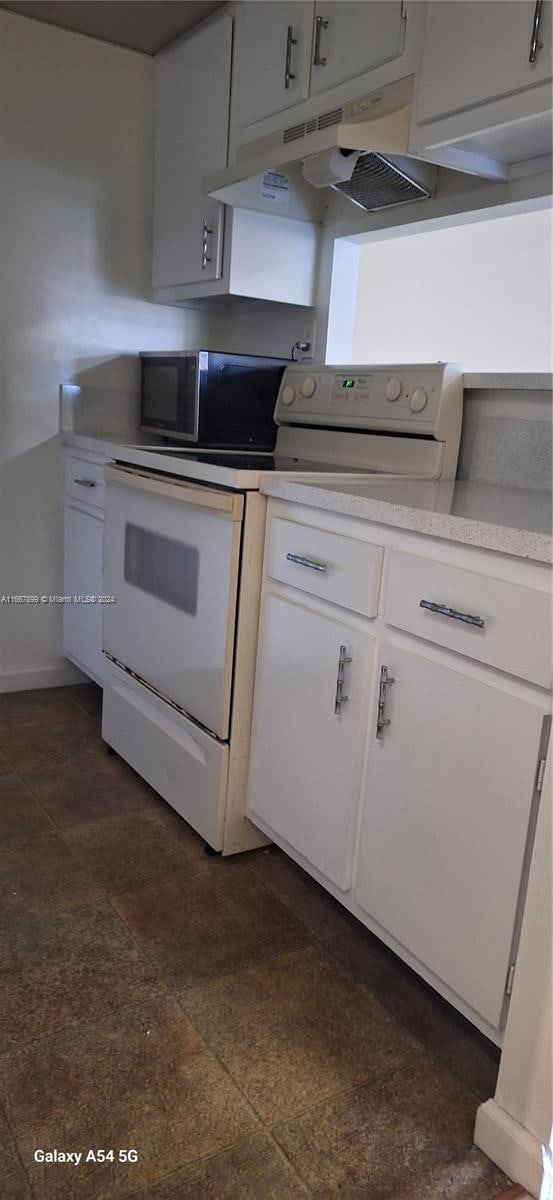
[412,1,552,166]
[310,2,405,96]
[234,1,314,128]
[233,1,408,135]
[152,15,231,289]
[417,1,552,123]
[152,11,318,306]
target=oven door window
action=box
[124,524,199,615]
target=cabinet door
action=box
[247,590,374,891]
[63,502,104,684]
[152,15,232,289]
[355,644,549,1032]
[310,2,405,97]
[234,2,313,129]
[417,1,552,126]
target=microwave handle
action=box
[104,464,244,521]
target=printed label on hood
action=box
[261,172,290,204]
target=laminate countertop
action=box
[60,431,164,455]
[260,478,553,565]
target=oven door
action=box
[103,465,244,740]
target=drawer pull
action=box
[420,600,485,628]
[74,477,97,488]
[286,552,327,574]
[529,0,544,62]
[334,644,352,715]
[376,664,395,740]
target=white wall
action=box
[0,12,306,691]
[348,207,552,371]
[475,756,552,1197]
[0,11,221,689]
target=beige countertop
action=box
[61,432,552,564]
[60,431,161,455]
[260,478,553,565]
[462,373,552,391]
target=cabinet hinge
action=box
[536,757,546,793]
[505,962,516,997]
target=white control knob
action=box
[282,385,296,406]
[410,387,428,413]
[386,377,402,402]
[301,376,317,398]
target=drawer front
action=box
[64,453,106,509]
[265,516,383,617]
[385,550,552,688]
[102,661,227,849]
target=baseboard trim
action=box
[0,662,86,693]
[475,1099,543,1199]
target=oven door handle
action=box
[104,464,244,520]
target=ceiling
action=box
[0,0,226,54]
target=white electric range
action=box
[101,363,463,854]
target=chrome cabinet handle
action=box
[285,24,297,88]
[286,552,327,573]
[74,477,97,488]
[376,665,395,740]
[529,0,544,61]
[334,644,352,715]
[419,600,485,629]
[201,219,212,270]
[313,14,328,65]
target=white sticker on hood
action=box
[261,172,290,204]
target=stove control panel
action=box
[274,363,463,442]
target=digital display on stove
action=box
[342,378,355,388]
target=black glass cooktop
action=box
[141,450,375,474]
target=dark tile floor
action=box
[0,684,510,1199]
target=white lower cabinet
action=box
[247,499,552,1042]
[247,588,374,891]
[354,643,549,1033]
[63,500,104,684]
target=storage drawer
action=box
[265,516,383,617]
[64,453,106,509]
[385,549,552,688]
[102,660,227,849]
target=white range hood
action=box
[205,75,436,220]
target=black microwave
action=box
[139,351,288,449]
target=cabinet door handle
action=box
[334,644,352,715]
[286,552,327,573]
[313,14,329,66]
[284,24,297,88]
[376,664,395,740]
[529,0,544,61]
[419,600,485,628]
[74,477,97,488]
[201,219,212,270]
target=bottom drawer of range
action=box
[102,660,227,850]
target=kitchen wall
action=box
[0,11,303,691]
[349,208,552,371]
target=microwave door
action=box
[103,466,244,740]
[140,356,198,441]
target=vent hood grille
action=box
[333,152,433,211]
[282,105,343,144]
